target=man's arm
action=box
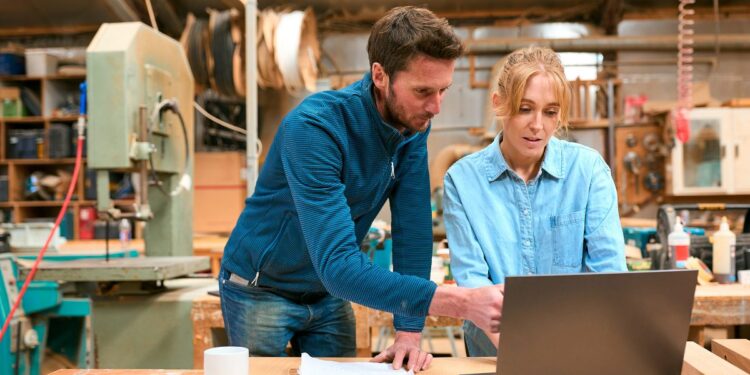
[280,121,436,317]
[388,131,434,332]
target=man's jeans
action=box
[464,320,497,357]
[219,269,356,357]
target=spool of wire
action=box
[186,16,209,88]
[675,0,695,144]
[210,9,239,97]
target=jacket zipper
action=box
[390,158,395,179]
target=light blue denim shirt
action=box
[443,134,627,288]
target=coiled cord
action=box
[187,17,210,87]
[210,10,239,97]
[675,0,695,143]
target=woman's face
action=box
[495,73,561,164]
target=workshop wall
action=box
[618,18,750,103]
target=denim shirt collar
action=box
[360,72,410,156]
[484,132,565,182]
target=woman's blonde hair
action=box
[494,46,571,129]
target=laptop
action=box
[466,270,697,375]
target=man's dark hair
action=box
[367,6,464,78]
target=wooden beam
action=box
[153,0,184,36]
[0,25,99,37]
[623,5,750,20]
[712,339,750,373]
[683,341,747,375]
[103,0,140,21]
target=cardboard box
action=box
[194,152,247,234]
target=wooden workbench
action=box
[191,283,750,367]
[45,342,749,374]
[58,236,228,276]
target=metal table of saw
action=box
[19,256,210,282]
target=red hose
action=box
[0,136,85,343]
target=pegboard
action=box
[614,124,667,209]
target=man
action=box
[220,6,503,372]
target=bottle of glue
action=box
[668,218,690,269]
[712,216,736,284]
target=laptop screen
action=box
[495,270,697,375]
[462,270,697,375]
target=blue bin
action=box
[0,53,26,75]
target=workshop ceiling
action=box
[1,0,748,37]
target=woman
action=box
[442,46,627,356]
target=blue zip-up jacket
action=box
[222,73,437,331]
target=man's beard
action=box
[382,84,407,130]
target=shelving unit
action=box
[0,73,136,239]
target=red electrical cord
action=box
[0,135,85,343]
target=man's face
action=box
[373,55,455,133]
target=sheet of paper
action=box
[298,353,414,375]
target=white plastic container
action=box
[1,222,66,253]
[712,216,736,284]
[668,218,690,268]
[25,49,58,77]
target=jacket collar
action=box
[483,133,565,182]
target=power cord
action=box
[150,99,192,197]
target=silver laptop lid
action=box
[498,270,697,375]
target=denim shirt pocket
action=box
[549,210,586,271]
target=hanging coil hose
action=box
[209,10,239,97]
[675,0,695,143]
[150,99,192,197]
[184,14,210,88]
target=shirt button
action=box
[524,240,531,246]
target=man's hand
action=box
[371,331,433,372]
[428,284,505,334]
[464,284,504,333]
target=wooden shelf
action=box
[15,201,71,207]
[1,158,78,165]
[80,199,136,206]
[0,116,45,123]
[49,115,81,122]
[45,74,85,80]
[0,74,84,81]
[0,71,100,240]
[0,75,41,82]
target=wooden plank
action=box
[49,371,201,375]
[682,341,747,375]
[712,339,750,373]
[692,284,750,326]
[352,303,372,357]
[250,357,497,375]
[192,294,228,369]
[190,284,750,369]
[723,98,750,108]
[47,348,750,375]
[0,25,99,37]
[689,326,706,347]
[19,256,210,281]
